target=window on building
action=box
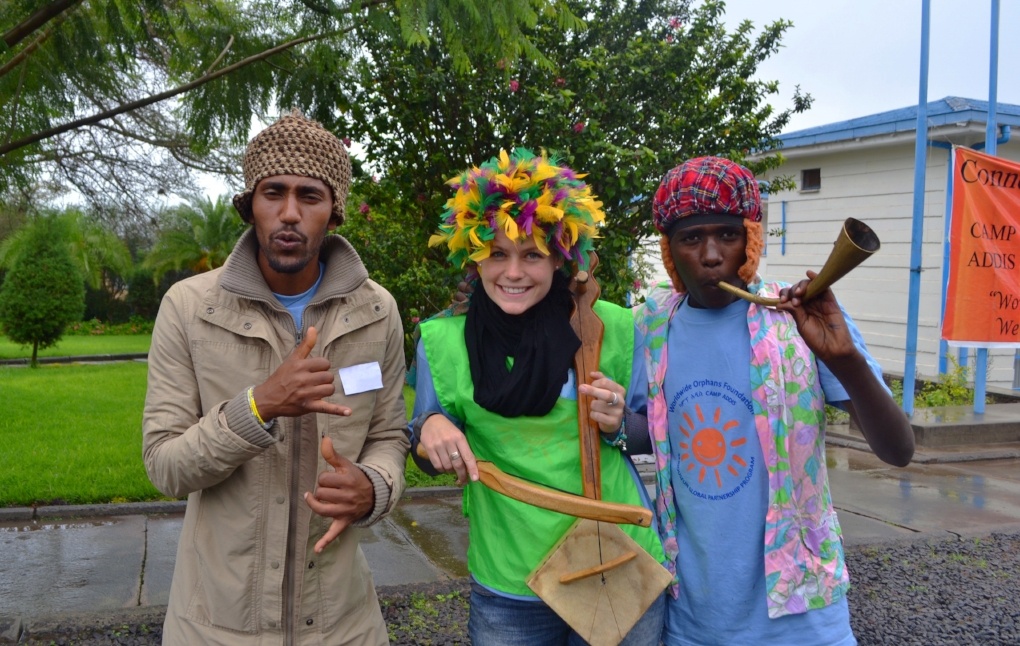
[801,168,821,192]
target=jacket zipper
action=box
[284,313,302,646]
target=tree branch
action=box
[0,1,74,79]
[202,35,234,77]
[0,30,338,157]
[2,0,82,49]
[0,0,397,158]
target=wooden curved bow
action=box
[415,450,652,526]
[475,461,651,526]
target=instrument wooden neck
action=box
[569,253,604,500]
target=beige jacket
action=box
[143,229,409,645]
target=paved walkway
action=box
[2,444,1020,627]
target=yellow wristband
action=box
[247,387,267,426]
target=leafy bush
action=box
[889,358,990,408]
[825,405,850,425]
[67,316,154,336]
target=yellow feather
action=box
[531,162,558,183]
[497,211,520,241]
[535,204,564,223]
[532,232,550,256]
[470,246,492,263]
[565,220,579,244]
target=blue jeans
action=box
[468,582,665,646]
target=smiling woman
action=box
[476,231,563,316]
[407,148,668,645]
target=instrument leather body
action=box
[524,255,671,646]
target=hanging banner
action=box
[942,146,1020,347]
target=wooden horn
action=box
[718,217,880,306]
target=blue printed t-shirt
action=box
[660,297,855,646]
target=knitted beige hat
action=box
[232,109,353,225]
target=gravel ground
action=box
[6,532,1019,645]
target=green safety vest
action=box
[420,300,666,596]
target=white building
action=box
[754,96,1020,390]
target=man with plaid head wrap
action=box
[627,156,914,645]
[144,110,409,646]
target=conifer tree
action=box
[0,215,85,367]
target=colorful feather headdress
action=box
[429,148,606,270]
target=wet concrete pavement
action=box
[2,445,1020,623]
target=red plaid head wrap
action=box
[653,156,765,293]
[652,156,761,235]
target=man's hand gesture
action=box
[305,436,374,553]
[251,326,352,421]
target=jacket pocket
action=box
[192,339,270,407]
[323,340,387,455]
[312,530,372,631]
[184,473,263,633]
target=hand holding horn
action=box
[720,217,880,306]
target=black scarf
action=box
[465,271,580,418]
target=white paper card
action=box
[338,362,384,395]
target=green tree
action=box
[1,0,582,226]
[0,213,85,366]
[341,183,463,360]
[335,0,810,308]
[0,207,132,290]
[143,195,247,282]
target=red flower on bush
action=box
[573,122,585,133]
[509,79,520,92]
[342,137,351,147]
[555,77,566,88]
[359,202,371,215]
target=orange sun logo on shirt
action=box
[677,404,747,489]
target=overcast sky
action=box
[719,0,1020,133]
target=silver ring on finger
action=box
[449,451,461,461]
[609,392,619,407]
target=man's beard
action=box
[261,227,325,274]
[265,253,313,274]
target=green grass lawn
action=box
[0,364,451,507]
[0,362,162,506]
[0,334,151,360]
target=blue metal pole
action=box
[903,0,932,417]
[781,201,787,256]
[937,141,953,375]
[972,0,1000,414]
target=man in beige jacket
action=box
[143,110,409,645]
